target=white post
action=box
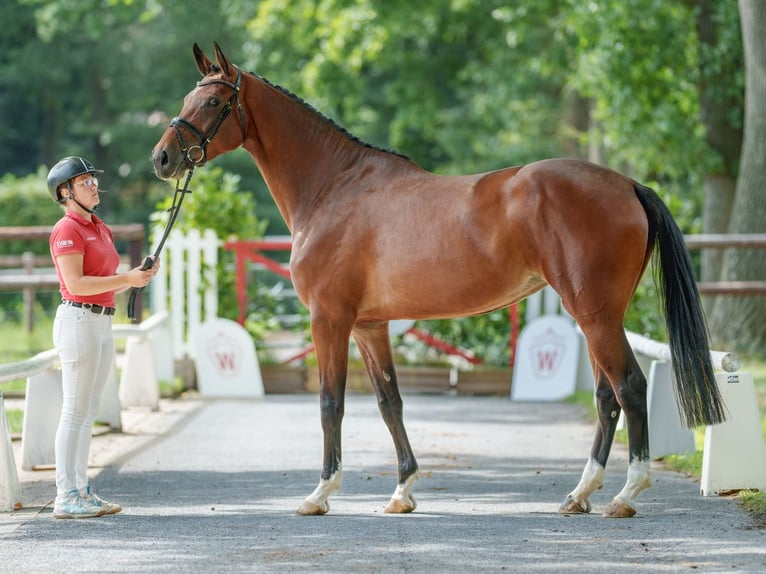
[21,369,62,470]
[149,317,175,384]
[150,224,168,315]
[525,291,542,323]
[701,372,766,495]
[186,228,202,356]
[95,359,122,431]
[168,230,186,359]
[202,229,219,323]
[542,286,560,315]
[119,336,160,411]
[0,391,20,512]
[647,360,696,458]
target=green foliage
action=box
[0,170,66,315]
[241,0,568,172]
[2,0,749,357]
[152,167,265,240]
[0,170,63,254]
[151,166,272,338]
[565,0,705,179]
[0,313,54,363]
[5,0,254,228]
[418,309,512,366]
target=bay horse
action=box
[152,43,726,518]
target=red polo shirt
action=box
[50,212,120,307]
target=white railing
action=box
[0,349,59,386]
[625,330,742,373]
[0,311,171,511]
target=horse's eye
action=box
[207,97,220,107]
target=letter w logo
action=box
[536,349,559,375]
[213,350,238,375]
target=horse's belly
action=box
[360,267,546,321]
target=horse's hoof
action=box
[384,496,417,514]
[558,495,591,514]
[602,499,636,518]
[296,500,329,516]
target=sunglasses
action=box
[74,177,99,189]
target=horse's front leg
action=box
[296,314,351,516]
[353,323,419,513]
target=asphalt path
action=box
[1,394,764,573]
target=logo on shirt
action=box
[56,239,74,248]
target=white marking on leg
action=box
[612,459,651,509]
[385,473,418,513]
[566,458,605,509]
[304,465,343,512]
[389,472,418,510]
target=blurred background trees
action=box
[1,0,762,358]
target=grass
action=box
[4,408,23,436]
[1,316,55,435]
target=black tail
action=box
[633,183,726,428]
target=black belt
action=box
[62,300,116,316]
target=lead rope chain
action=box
[127,166,195,320]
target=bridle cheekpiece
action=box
[169,66,247,166]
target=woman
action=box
[47,156,159,519]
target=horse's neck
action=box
[242,77,370,232]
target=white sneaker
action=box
[53,489,105,519]
[81,486,122,515]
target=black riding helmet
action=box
[46,156,104,203]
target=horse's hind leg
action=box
[560,362,617,514]
[353,322,419,513]
[602,341,651,518]
[565,326,651,517]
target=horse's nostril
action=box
[161,150,169,167]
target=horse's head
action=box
[152,42,247,180]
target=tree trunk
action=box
[709,0,766,354]
[693,0,742,316]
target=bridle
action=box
[169,66,248,166]
[127,67,247,320]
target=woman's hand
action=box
[126,256,160,288]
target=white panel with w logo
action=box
[510,313,581,401]
[194,317,264,397]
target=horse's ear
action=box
[193,43,214,77]
[213,41,232,76]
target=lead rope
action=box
[127,167,195,320]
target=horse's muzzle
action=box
[151,145,187,180]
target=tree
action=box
[708,0,766,354]
[692,0,743,285]
[4,0,760,355]
[2,0,252,223]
